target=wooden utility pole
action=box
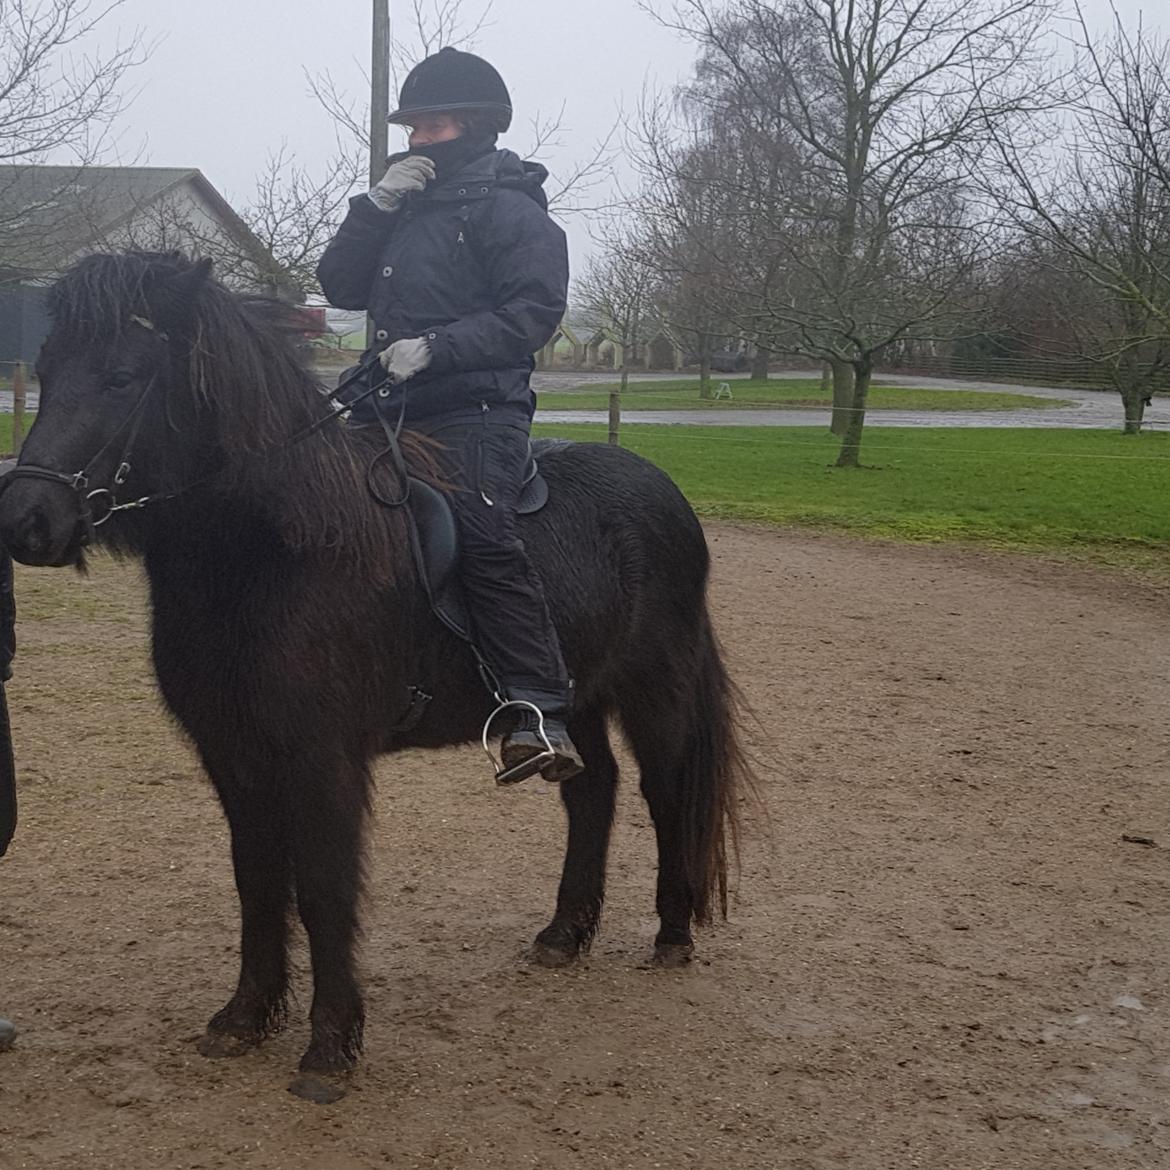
[368,1,391,348]
[370,0,391,188]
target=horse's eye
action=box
[105,371,136,391]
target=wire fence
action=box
[0,361,32,454]
[882,353,1170,393]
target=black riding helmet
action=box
[387,47,513,132]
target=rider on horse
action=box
[316,47,584,784]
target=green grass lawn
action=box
[537,377,1070,413]
[0,415,28,455]
[533,422,1170,567]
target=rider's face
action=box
[407,114,464,146]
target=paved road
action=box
[531,370,1170,430]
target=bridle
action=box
[0,315,173,548]
[0,316,399,550]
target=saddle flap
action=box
[407,476,460,597]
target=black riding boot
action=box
[497,690,584,785]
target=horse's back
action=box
[523,440,711,696]
[534,439,705,549]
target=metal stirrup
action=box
[481,699,556,786]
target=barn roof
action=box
[0,166,282,289]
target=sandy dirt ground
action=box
[1,525,1169,1170]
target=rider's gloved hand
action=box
[378,337,432,383]
[367,156,436,213]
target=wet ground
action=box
[2,527,1169,1168]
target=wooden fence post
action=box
[11,362,25,456]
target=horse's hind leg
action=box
[640,769,697,966]
[625,721,698,967]
[532,710,617,967]
[198,772,293,1057]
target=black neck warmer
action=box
[407,132,498,183]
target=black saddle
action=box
[407,438,565,642]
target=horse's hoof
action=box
[0,1018,16,1052]
[288,1071,348,1104]
[197,1030,258,1058]
[530,939,579,968]
[653,942,695,968]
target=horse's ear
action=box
[172,257,214,301]
[148,256,214,332]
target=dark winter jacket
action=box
[316,148,568,426]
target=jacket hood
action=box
[430,148,551,210]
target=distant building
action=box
[0,165,294,363]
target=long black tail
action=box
[681,615,755,924]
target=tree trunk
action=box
[835,362,872,467]
[1120,387,1147,435]
[751,347,770,381]
[819,360,832,395]
[610,366,625,446]
[698,348,712,399]
[829,359,854,435]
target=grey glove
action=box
[378,337,432,383]
[368,155,436,213]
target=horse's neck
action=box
[140,489,435,705]
[138,446,419,606]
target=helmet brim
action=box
[387,101,512,130]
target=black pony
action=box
[0,252,751,1102]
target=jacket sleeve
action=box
[423,192,568,374]
[315,194,396,310]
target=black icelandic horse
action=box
[0,252,751,1102]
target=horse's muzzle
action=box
[0,477,86,567]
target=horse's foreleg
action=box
[199,777,293,1057]
[532,711,618,968]
[286,757,370,1104]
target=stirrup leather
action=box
[482,699,557,786]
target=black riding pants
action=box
[421,417,572,710]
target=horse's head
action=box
[0,252,214,566]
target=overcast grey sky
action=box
[86,0,1167,274]
[82,0,698,272]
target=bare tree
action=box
[241,144,367,294]
[575,225,656,442]
[989,5,1170,432]
[629,111,749,397]
[0,0,148,271]
[642,0,1057,466]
